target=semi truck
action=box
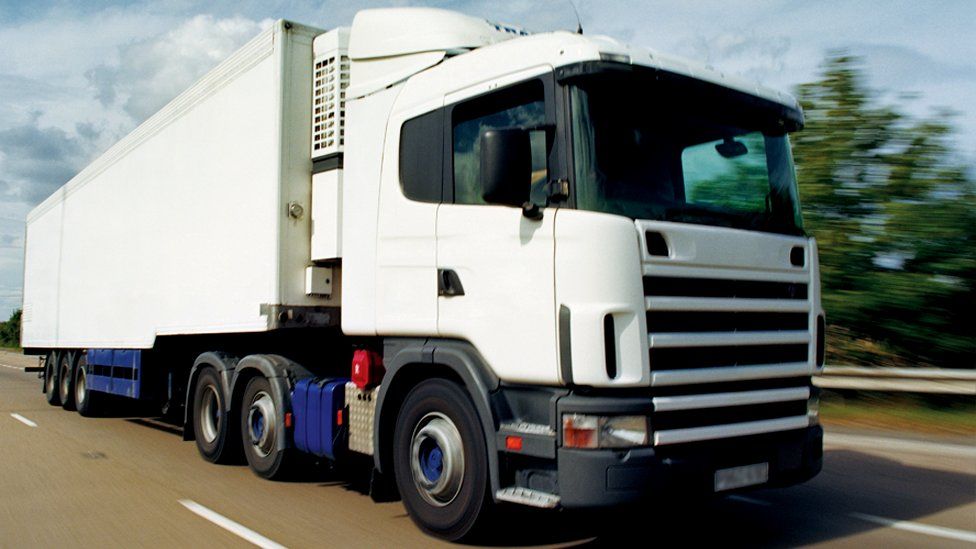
[21,7,825,541]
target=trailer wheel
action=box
[240,376,296,479]
[44,352,62,406]
[75,353,102,417]
[192,368,240,463]
[59,351,78,411]
[393,379,492,541]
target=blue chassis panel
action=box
[87,349,143,399]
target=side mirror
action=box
[480,128,531,207]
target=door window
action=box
[451,80,549,205]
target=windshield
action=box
[569,70,804,235]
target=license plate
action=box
[714,462,768,492]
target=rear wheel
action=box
[192,368,240,463]
[240,376,298,479]
[44,352,62,406]
[393,379,493,541]
[59,351,77,411]
[75,354,103,417]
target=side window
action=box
[451,80,548,205]
[400,108,444,203]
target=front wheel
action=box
[393,379,492,541]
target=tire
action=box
[393,379,492,541]
[59,351,78,411]
[44,352,62,406]
[192,368,240,463]
[240,376,298,479]
[75,353,102,417]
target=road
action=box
[1,351,974,548]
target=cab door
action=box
[436,71,562,385]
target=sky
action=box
[1,0,974,318]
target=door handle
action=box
[438,269,465,296]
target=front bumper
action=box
[557,424,823,508]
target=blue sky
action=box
[0,0,974,318]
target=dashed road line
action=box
[727,495,772,506]
[179,499,287,549]
[10,413,37,427]
[849,512,976,543]
[0,363,25,372]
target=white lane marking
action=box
[10,413,37,427]
[825,432,976,459]
[0,363,25,371]
[727,494,772,506]
[849,512,976,543]
[179,499,287,549]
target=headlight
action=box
[562,414,649,449]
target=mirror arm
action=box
[546,178,570,202]
[521,202,543,220]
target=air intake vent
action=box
[645,231,669,257]
[311,44,350,159]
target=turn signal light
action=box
[563,414,599,449]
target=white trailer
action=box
[22,21,333,350]
[23,8,826,541]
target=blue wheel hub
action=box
[252,412,265,439]
[419,439,444,482]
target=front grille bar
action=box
[649,330,810,348]
[645,296,810,313]
[652,386,810,412]
[651,362,812,386]
[653,415,809,446]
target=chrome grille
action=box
[639,223,815,446]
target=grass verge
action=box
[820,390,976,437]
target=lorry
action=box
[21,7,825,541]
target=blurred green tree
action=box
[0,309,21,348]
[792,54,975,368]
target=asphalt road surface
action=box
[1,351,974,548]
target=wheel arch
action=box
[230,354,315,452]
[375,339,502,495]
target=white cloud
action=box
[0,113,102,204]
[87,14,274,122]
[680,31,792,85]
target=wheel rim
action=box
[75,367,87,405]
[246,390,276,458]
[60,359,71,400]
[410,412,465,507]
[199,385,221,444]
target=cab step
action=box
[495,487,560,508]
